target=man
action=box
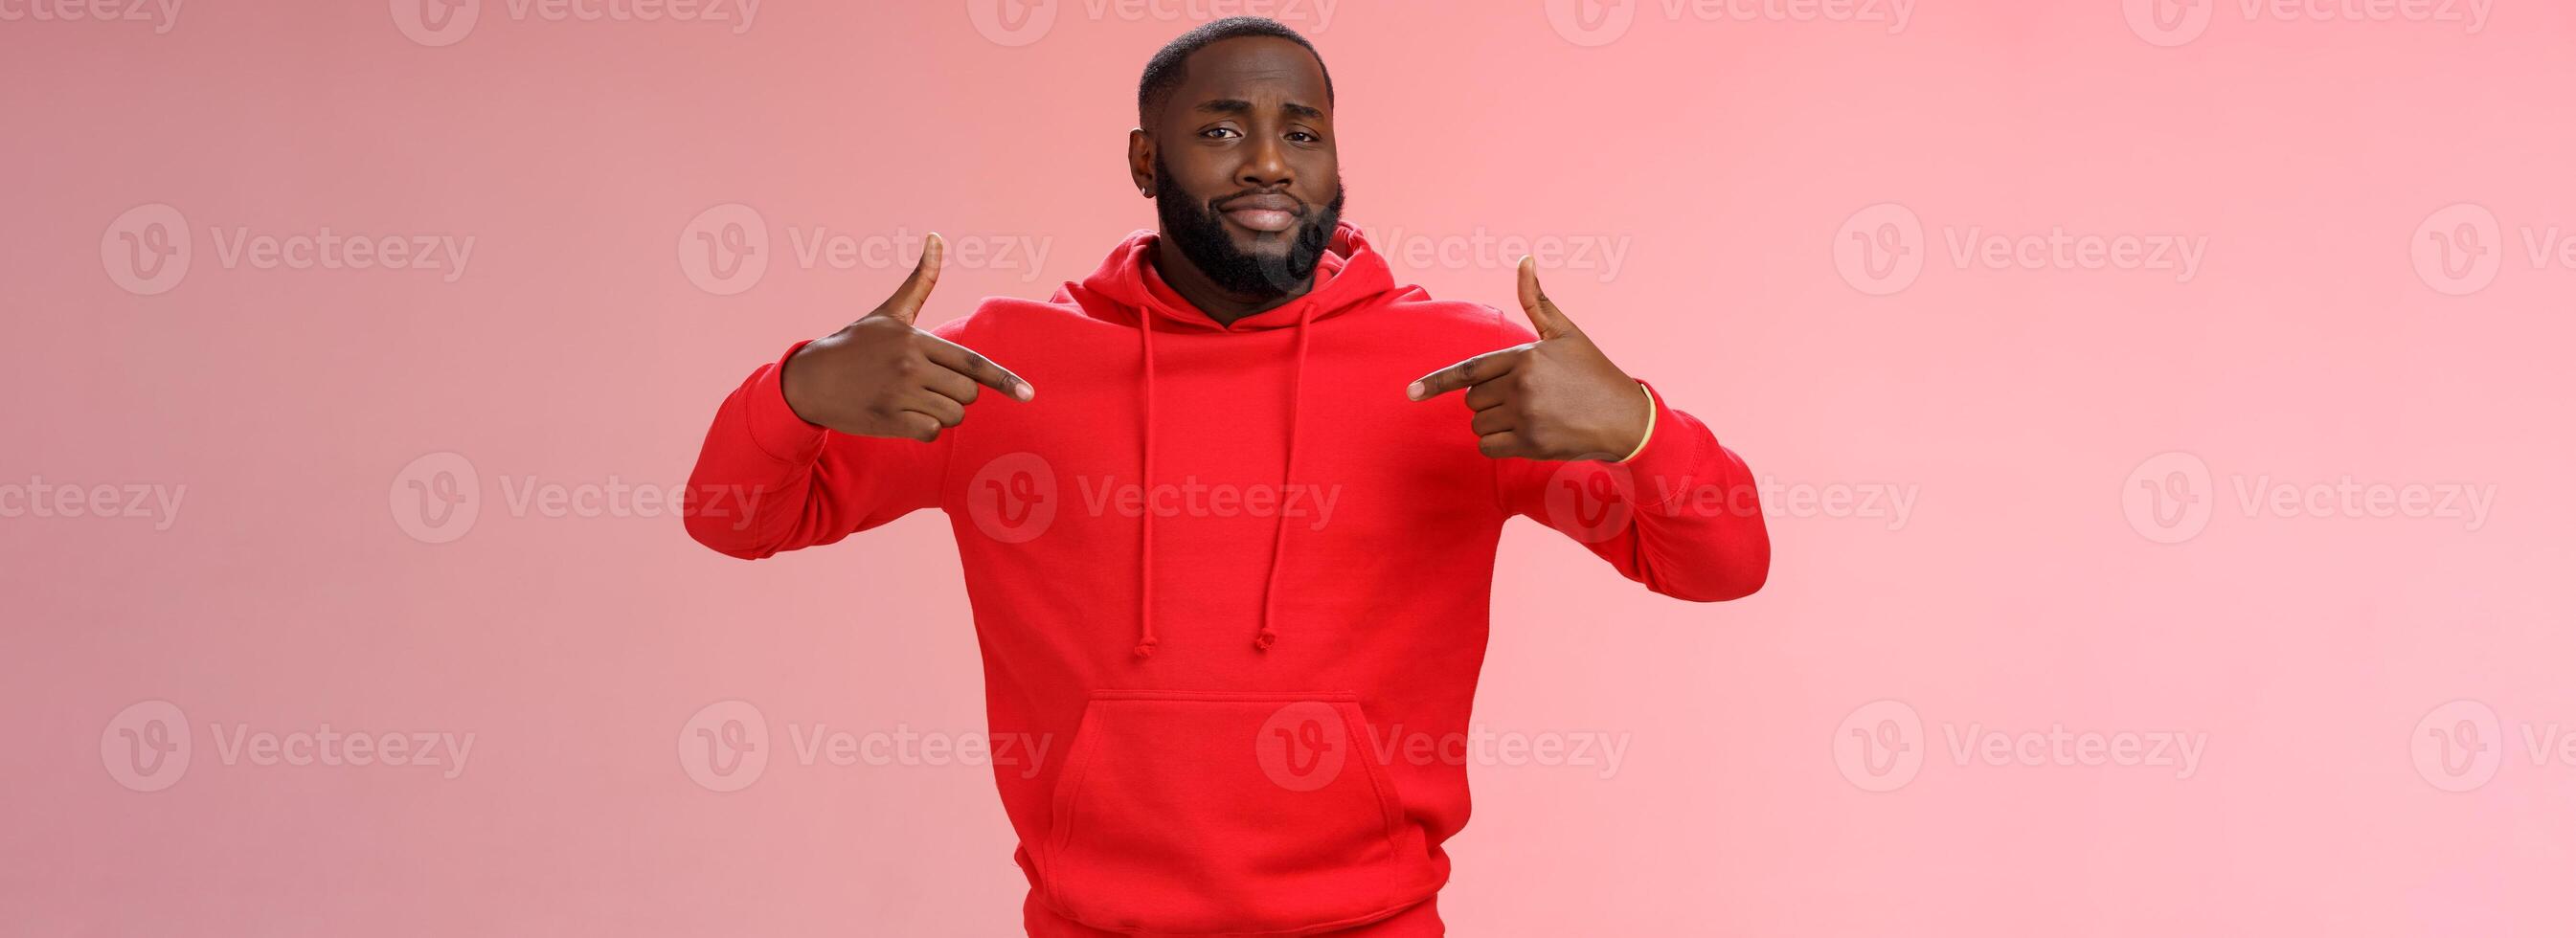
[684,17,1769,936]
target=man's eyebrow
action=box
[1193,99,1327,121]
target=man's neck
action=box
[1149,240,1312,327]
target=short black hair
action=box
[1137,16,1333,125]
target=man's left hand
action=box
[1407,257,1654,461]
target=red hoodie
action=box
[685,223,1769,936]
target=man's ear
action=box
[1127,128,1154,198]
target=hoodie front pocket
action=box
[1041,690,1415,935]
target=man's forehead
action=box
[1175,36,1327,102]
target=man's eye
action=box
[1287,131,1319,143]
[1202,127,1239,139]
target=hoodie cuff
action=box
[744,340,831,463]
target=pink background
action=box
[6,1,2572,934]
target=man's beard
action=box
[1154,155,1346,301]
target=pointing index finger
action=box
[920,331,1035,402]
[1406,343,1535,401]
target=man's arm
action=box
[682,343,950,559]
[1409,257,1769,601]
[683,234,1032,559]
[1490,382,1771,601]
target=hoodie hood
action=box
[1056,221,1402,660]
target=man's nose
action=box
[1237,136,1293,190]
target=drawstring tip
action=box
[1253,628,1277,652]
[1131,639,1159,659]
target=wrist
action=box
[742,340,834,462]
[1610,382,1655,463]
[777,343,830,429]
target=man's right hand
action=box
[781,233,1034,441]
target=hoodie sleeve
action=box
[1489,317,1771,602]
[682,339,949,560]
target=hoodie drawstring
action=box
[1134,309,1162,659]
[1254,304,1316,652]
[1131,301,1316,660]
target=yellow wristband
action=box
[1615,382,1655,463]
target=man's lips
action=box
[1218,193,1302,234]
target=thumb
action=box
[1515,255,1577,340]
[870,232,945,325]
